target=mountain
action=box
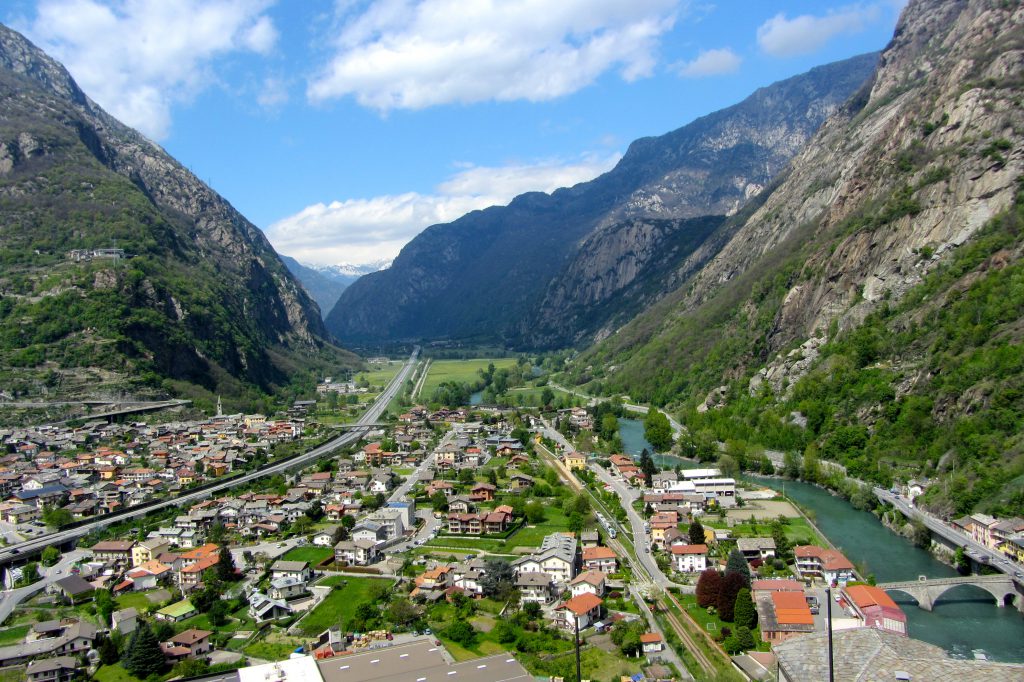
[327,53,879,348]
[577,0,1024,515]
[0,24,357,406]
[282,257,392,320]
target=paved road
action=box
[0,549,89,624]
[875,488,1024,585]
[0,348,420,567]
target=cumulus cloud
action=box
[265,153,622,266]
[19,0,279,139]
[756,5,882,57]
[307,0,679,110]
[257,76,289,109]
[676,47,741,77]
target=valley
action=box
[1,0,1024,680]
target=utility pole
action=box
[574,613,582,682]
[825,585,835,682]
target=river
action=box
[617,418,1024,662]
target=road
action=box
[875,488,1024,585]
[0,549,89,624]
[0,347,420,567]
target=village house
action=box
[270,560,312,582]
[755,589,816,645]
[670,544,708,573]
[516,572,555,604]
[552,593,603,631]
[91,540,135,568]
[841,584,907,636]
[334,539,381,566]
[794,545,855,585]
[569,570,607,598]
[581,546,618,573]
[249,592,293,623]
[737,537,777,562]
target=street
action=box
[0,347,420,568]
[0,548,90,624]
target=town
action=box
[1,356,1022,682]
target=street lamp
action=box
[824,585,835,682]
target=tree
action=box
[802,446,823,484]
[572,492,590,516]
[443,620,477,647]
[725,548,751,586]
[525,501,546,523]
[639,449,657,487]
[733,588,757,629]
[208,600,230,626]
[332,525,349,545]
[208,523,227,545]
[783,450,802,479]
[41,506,72,529]
[95,589,115,626]
[695,569,722,608]
[217,546,238,582]
[387,598,420,626]
[486,469,498,486]
[723,625,755,654]
[123,621,165,678]
[541,387,555,407]
[480,559,514,599]
[759,454,775,475]
[954,546,971,575]
[307,501,325,522]
[19,562,40,586]
[644,409,673,451]
[341,514,356,529]
[293,516,313,535]
[522,601,541,620]
[567,512,584,534]
[688,519,705,546]
[717,454,739,480]
[610,619,645,656]
[97,633,120,665]
[600,414,619,442]
[717,572,747,622]
[770,520,792,560]
[40,546,60,567]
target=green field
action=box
[281,546,334,566]
[299,577,391,636]
[420,358,517,397]
[356,362,402,389]
[425,506,572,553]
[0,624,28,645]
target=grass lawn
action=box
[425,504,571,553]
[281,546,334,565]
[92,664,136,682]
[420,358,517,397]
[394,467,415,475]
[0,624,28,645]
[678,593,770,652]
[244,640,303,661]
[299,577,391,636]
[0,667,24,682]
[115,591,159,612]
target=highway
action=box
[874,488,1024,586]
[0,347,419,567]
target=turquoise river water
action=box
[617,418,1024,662]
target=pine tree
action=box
[725,548,751,586]
[688,519,705,545]
[733,588,757,629]
[695,569,722,608]
[123,621,165,678]
[216,545,238,582]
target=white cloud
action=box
[19,0,279,139]
[307,0,679,111]
[257,75,289,109]
[756,5,882,57]
[265,153,622,266]
[676,47,741,77]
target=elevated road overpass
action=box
[0,347,418,567]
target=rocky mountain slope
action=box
[281,257,391,320]
[0,24,356,405]
[578,0,1024,515]
[327,54,878,348]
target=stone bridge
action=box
[879,575,1024,613]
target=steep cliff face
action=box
[0,24,353,401]
[328,54,878,348]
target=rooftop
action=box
[317,639,532,682]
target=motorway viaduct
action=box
[879,575,1024,613]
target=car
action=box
[55,569,61,574]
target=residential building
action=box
[552,593,603,631]
[269,576,308,600]
[27,656,79,682]
[155,599,197,622]
[51,575,94,604]
[91,540,135,567]
[132,538,170,567]
[167,628,213,657]
[569,570,607,598]
[0,620,96,667]
[271,560,312,582]
[841,585,907,636]
[334,539,380,566]
[517,571,554,604]
[111,607,138,635]
[582,546,618,573]
[249,591,293,623]
[670,544,708,573]
[755,591,815,645]
[794,546,855,585]
[640,633,664,654]
[737,537,777,562]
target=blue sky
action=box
[4,0,905,266]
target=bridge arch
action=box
[929,581,1015,609]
